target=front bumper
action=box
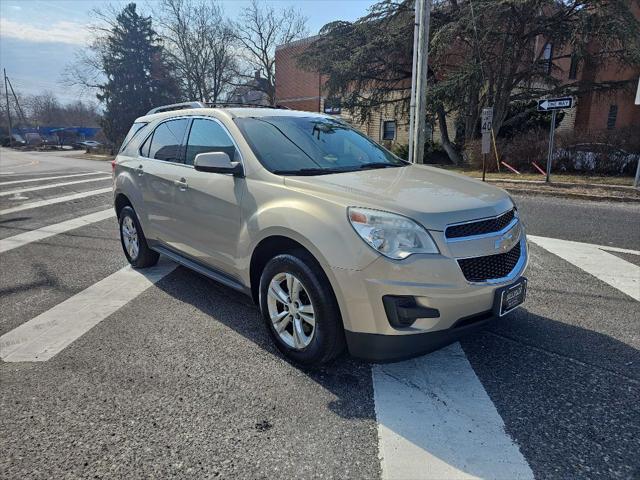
[345,309,494,362]
[329,236,528,361]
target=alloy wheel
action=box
[266,272,316,349]
[121,215,139,260]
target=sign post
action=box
[537,96,574,183]
[481,107,493,182]
[635,78,640,188]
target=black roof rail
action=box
[146,101,291,116]
[204,102,289,109]
[146,101,205,115]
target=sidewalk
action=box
[480,177,639,202]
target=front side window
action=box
[235,116,406,175]
[185,119,238,166]
[146,118,190,162]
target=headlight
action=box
[348,207,439,260]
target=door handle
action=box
[135,164,144,176]
[174,178,188,191]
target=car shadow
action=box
[153,264,376,421]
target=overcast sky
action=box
[0,0,376,104]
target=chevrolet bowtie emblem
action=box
[495,223,520,252]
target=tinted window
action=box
[185,119,238,166]
[148,118,189,162]
[235,116,406,175]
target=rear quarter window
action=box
[119,122,147,155]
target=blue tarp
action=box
[12,126,101,139]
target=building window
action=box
[569,54,578,80]
[542,43,553,74]
[607,105,618,130]
[382,120,396,141]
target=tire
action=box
[259,250,346,365]
[118,205,159,268]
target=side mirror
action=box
[194,152,244,177]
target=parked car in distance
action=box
[0,133,27,147]
[554,142,640,175]
[73,140,102,150]
[112,102,528,365]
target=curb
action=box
[474,177,636,192]
[501,186,640,203]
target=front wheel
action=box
[259,251,345,365]
[118,205,159,268]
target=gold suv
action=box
[113,103,528,365]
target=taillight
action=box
[111,160,116,178]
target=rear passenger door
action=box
[137,117,190,247]
[173,117,245,276]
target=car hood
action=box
[283,164,514,231]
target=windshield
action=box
[234,116,407,175]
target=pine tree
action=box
[97,3,180,146]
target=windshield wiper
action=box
[357,162,405,170]
[272,167,348,176]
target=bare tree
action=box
[157,0,237,103]
[234,0,308,104]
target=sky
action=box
[0,0,376,104]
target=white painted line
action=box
[0,187,112,216]
[596,245,640,256]
[373,342,534,480]
[529,235,640,301]
[0,176,111,196]
[0,171,104,186]
[0,209,115,253]
[0,260,177,362]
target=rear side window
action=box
[184,119,239,165]
[146,118,190,162]
[119,122,147,153]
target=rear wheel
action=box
[118,205,159,268]
[259,251,345,365]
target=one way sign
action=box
[537,97,573,111]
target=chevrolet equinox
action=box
[113,103,528,365]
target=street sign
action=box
[537,97,573,111]
[481,107,493,155]
[481,107,493,133]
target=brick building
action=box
[275,10,640,148]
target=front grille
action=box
[446,209,515,239]
[458,242,521,282]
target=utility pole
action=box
[408,0,431,164]
[3,69,13,148]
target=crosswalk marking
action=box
[0,176,111,197]
[0,171,105,186]
[373,342,534,480]
[0,209,115,253]
[0,260,177,362]
[0,187,113,216]
[528,235,640,301]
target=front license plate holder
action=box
[493,277,527,317]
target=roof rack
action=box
[204,102,289,109]
[146,102,205,115]
[145,101,290,116]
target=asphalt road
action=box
[1,148,638,479]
